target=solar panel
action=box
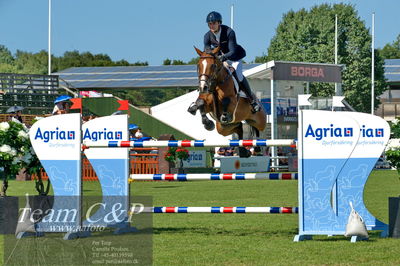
[385,59,400,66]
[385,74,400,82]
[57,64,260,89]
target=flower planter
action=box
[0,196,19,234]
[389,197,400,238]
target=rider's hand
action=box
[217,54,227,62]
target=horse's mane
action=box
[204,49,216,57]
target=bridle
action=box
[198,55,231,93]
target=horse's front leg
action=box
[197,98,215,131]
[220,97,233,124]
[187,97,204,115]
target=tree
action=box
[163,59,186,65]
[0,45,14,65]
[380,34,400,59]
[15,50,48,74]
[163,58,172,65]
[259,4,387,113]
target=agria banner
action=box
[82,115,130,229]
[29,113,81,232]
[297,110,390,237]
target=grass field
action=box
[1,170,400,265]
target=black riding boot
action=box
[239,77,260,113]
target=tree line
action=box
[1,3,399,112]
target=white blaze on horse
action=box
[188,47,266,157]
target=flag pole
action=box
[48,0,52,75]
[371,12,375,115]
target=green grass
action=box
[1,170,400,265]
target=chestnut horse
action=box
[189,47,266,156]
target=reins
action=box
[198,55,232,93]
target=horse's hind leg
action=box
[220,97,233,124]
[232,124,251,158]
[251,127,262,153]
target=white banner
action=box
[219,156,270,173]
[182,150,206,168]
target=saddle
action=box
[223,65,247,98]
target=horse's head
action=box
[194,46,222,93]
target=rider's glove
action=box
[217,54,227,62]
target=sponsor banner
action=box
[274,62,342,83]
[29,113,81,161]
[219,156,270,173]
[182,150,206,168]
[335,112,390,230]
[301,110,360,159]
[83,115,128,159]
[28,113,82,231]
[276,98,298,124]
[299,109,390,236]
[82,115,130,227]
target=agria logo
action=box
[360,125,384,138]
[305,124,385,140]
[35,127,75,143]
[83,128,123,141]
[304,124,353,141]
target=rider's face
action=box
[208,21,221,33]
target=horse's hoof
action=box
[204,120,215,131]
[187,103,198,115]
[220,113,232,124]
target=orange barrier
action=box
[32,148,159,181]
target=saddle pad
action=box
[230,71,247,98]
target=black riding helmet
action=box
[206,11,222,23]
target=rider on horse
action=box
[199,11,260,113]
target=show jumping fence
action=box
[139,207,298,214]
[129,172,297,182]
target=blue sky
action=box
[0,0,399,65]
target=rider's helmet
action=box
[206,11,222,23]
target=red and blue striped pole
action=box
[136,207,298,214]
[84,139,296,148]
[129,173,298,182]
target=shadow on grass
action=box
[151,227,298,237]
[152,186,181,189]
